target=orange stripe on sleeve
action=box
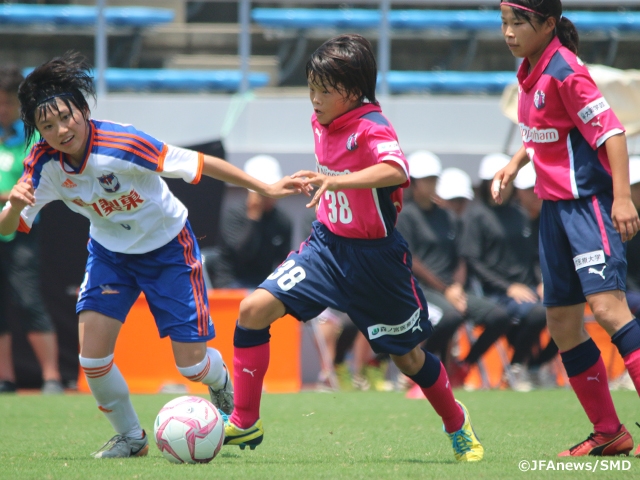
[94,141,159,165]
[157,144,168,173]
[192,152,204,185]
[95,129,161,156]
[95,133,158,160]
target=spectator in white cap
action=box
[459,153,554,392]
[436,168,474,217]
[514,162,542,225]
[213,155,293,289]
[397,155,512,391]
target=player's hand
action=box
[536,282,544,302]
[444,283,467,314]
[612,196,640,242]
[291,170,338,208]
[8,177,35,211]
[262,176,309,199]
[491,161,520,205]
[506,283,538,304]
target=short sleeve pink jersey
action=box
[312,103,409,239]
[517,37,624,201]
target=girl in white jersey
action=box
[220,34,484,462]
[495,0,640,458]
[0,52,305,458]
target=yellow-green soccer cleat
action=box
[223,417,264,450]
[444,401,484,462]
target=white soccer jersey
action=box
[6,119,204,254]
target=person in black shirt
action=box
[396,153,512,389]
[461,153,549,392]
[214,155,293,289]
[513,162,559,387]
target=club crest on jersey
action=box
[346,133,358,151]
[534,90,546,110]
[97,172,121,193]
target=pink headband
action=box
[501,2,543,16]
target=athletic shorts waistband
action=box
[313,221,399,248]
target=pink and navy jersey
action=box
[6,119,203,254]
[517,37,624,201]
[313,103,409,239]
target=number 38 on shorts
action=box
[267,259,307,291]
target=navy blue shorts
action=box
[259,222,432,355]
[76,221,215,343]
[540,192,626,307]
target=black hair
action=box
[18,51,96,145]
[501,0,579,55]
[0,64,23,95]
[305,34,378,105]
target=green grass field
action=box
[1,389,638,480]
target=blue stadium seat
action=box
[105,69,270,92]
[252,8,640,33]
[0,4,174,26]
[384,71,516,94]
[22,68,270,92]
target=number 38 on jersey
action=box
[324,191,353,224]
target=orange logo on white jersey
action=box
[62,178,78,188]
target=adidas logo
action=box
[62,178,78,188]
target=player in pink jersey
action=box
[494,0,640,457]
[221,34,483,462]
[0,52,306,458]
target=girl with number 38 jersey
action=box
[494,0,640,457]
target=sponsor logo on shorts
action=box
[519,124,559,143]
[588,265,607,280]
[367,308,421,340]
[573,250,605,270]
[578,98,610,124]
[100,284,120,295]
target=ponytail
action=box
[556,16,579,55]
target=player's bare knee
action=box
[390,347,424,375]
[238,292,283,330]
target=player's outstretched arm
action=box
[201,154,307,199]
[0,178,34,236]
[606,133,640,241]
[293,162,406,208]
[492,147,528,205]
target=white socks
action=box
[79,354,143,439]
[177,347,226,389]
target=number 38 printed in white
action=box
[267,259,306,291]
[324,191,353,224]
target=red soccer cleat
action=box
[558,425,633,457]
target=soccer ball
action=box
[154,396,225,464]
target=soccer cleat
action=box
[0,380,17,394]
[42,379,64,395]
[444,401,484,462]
[558,424,633,457]
[92,430,149,458]
[223,416,264,450]
[208,362,234,415]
